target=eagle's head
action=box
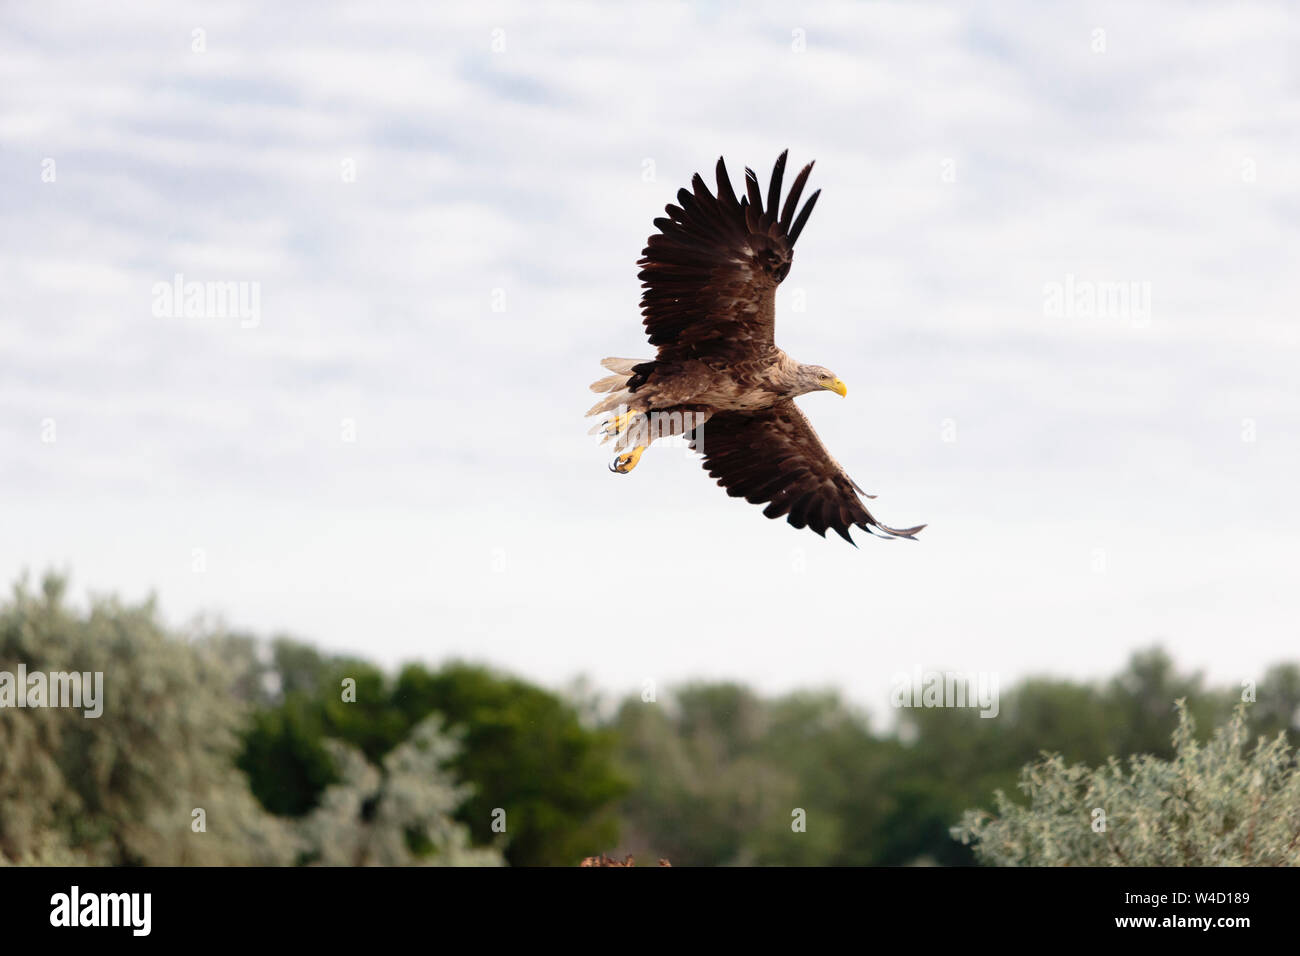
[794,364,848,399]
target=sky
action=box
[2,1,1297,723]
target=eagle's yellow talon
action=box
[611,446,645,474]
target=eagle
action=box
[587,150,924,544]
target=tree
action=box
[239,653,626,865]
[953,701,1300,866]
[0,572,501,867]
[1250,663,1300,745]
[0,573,292,864]
[611,685,898,866]
[882,649,1238,865]
[612,683,788,866]
[296,716,500,866]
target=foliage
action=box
[612,685,899,865]
[297,716,500,866]
[953,701,1300,865]
[0,573,499,866]
[0,573,293,864]
[872,649,1237,865]
[607,651,1297,867]
[5,570,1298,868]
[239,654,627,866]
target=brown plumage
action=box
[587,150,924,544]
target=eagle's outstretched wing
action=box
[688,402,926,543]
[637,150,820,365]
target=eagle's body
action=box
[587,151,924,544]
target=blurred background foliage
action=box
[2,572,1297,865]
[955,701,1300,865]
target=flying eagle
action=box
[587,151,924,544]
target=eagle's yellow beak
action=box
[821,377,847,398]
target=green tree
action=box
[0,572,501,867]
[883,649,1238,865]
[1250,663,1300,745]
[953,701,1300,865]
[611,685,898,866]
[608,650,1271,867]
[612,683,786,866]
[239,654,626,865]
[0,573,292,864]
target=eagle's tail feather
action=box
[599,357,641,374]
[586,390,634,418]
[587,358,652,417]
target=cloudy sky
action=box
[3,1,1297,719]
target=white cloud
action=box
[2,0,1297,719]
